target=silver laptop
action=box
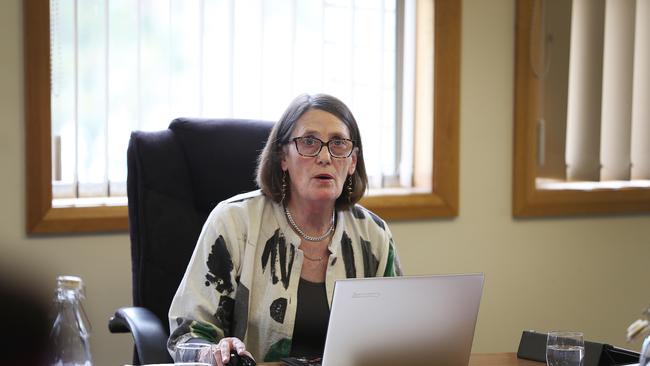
[321,273,484,366]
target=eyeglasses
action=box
[291,136,355,158]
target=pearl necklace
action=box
[284,205,335,242]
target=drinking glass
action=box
[173,342,214,366]
[546,331,585,366]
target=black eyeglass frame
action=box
[290,136,356,158]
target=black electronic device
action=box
[517,330,639,366]
[226,350,256,366]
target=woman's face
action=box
[281,109,357,208]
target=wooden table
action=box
[258,352,544,365]
[468,353,543,366]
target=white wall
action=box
[2,1,649,365]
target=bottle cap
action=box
[56,275,83,290]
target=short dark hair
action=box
[256,93,368,210]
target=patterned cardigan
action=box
[168,190,402,362]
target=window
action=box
[25,0,460,233]
[513,0,650,217]
[50,0,403,202]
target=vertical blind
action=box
[50,0,412,203]
[535,0,650,186]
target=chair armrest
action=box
[108,306,172,364]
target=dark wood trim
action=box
[362,0,460,219]
[24,0,460,233]
[432,0,461,216]
[24,0,129,233]
[512,0,650,217]
[25,0,53,233]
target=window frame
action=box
[513,0,650,217]
[25,0,460,234]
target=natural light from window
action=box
[49,0,418,207]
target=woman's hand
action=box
[214,337,255,366]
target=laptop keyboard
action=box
[281,356,323,366]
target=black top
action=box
[289,278,330,358]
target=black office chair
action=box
[108,117,274,365]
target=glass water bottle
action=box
[50,275,93,366]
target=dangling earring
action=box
[347,175,353,203]
[281,171,288,204]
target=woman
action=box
[168,93,402,365]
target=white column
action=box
[600,0,636,181]
[631,0,650,179]
[565,0,605,181]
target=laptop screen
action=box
[320,274,484,366]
